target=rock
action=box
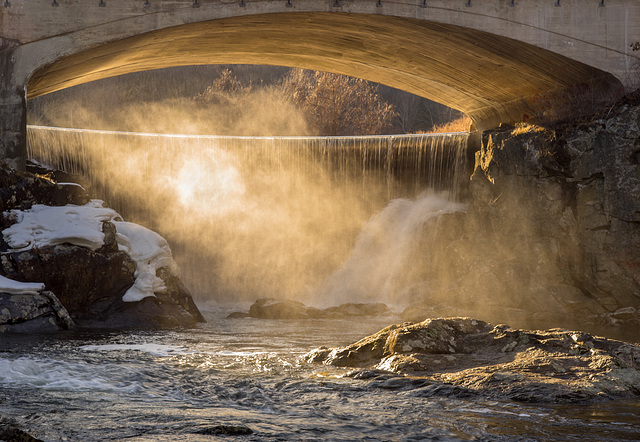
[395,96,640,332]
[0,290,74,333]
[0,163,89,217]
[226,311,250,319]
[196,425,253,436]
[0,242,134,321]
[247,298,323,319]
[0,165,205,330]
[473,115,640,313]
[0,427,43,442]
[322,302,392,318]
[304,317,640,403]
[229,298,393,320]
[610,306,638,321]
[0,241,204,329]
[26,160,89,190]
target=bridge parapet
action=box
[2,0,638,87]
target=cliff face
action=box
[404,95,640,333]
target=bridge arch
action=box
[2,0,638,167]
[25,11,623,131]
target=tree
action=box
[195,68,252,106]
[280,69,397,136]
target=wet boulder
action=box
[304,317,640,403]
[231,299,393,320]
[0,290,74,333]
[247,298,324,319]
[306,318,491,367]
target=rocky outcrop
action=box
[305,317,640,403]
[0,163,89,214]
[0,238,204,329]
[399,93,640,333]
[0,290,74,333]
[228,298,392,319]
[0,164,204,330]
[0,427,42,442]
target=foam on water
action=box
[0,356,140,393]
[80,343,191,356]
[214,350,270,357]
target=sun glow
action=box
[173,154,245,217]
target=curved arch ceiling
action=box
[27,12,622,129]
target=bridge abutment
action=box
[0,48,26,171]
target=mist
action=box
[28,103,589,331]
[31,90,311,137]
[29,117,472,311]
[26,66,476,312]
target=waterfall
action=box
[26,125,469,305]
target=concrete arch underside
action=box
[25,12,623,131]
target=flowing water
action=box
[26,126,469,305]
[9,127,640,440]
[1,310,639,441]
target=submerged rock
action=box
[230,298,392,320]
[304,317,640,403]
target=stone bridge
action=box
[1,0,639,169]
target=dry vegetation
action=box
[511,122,547,136]
[417,116,473,134]
[279,69,397,136]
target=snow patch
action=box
[2,200,121,251]
[0,275,44,295]
[56,182,86,190]
[113,221,178,302]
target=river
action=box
[13,127,640,440]
[1,308,639,441]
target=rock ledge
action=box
[305,317,640,403]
